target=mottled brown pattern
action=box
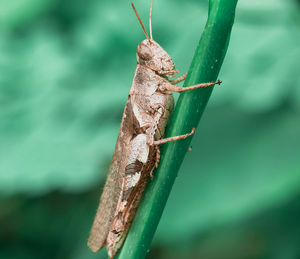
[87,99,137,252]
[125,160,143,175]
[88,35,216,258]
[88,38,177,258]
[106,145,157,258]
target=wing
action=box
[106,144,157,257]
[88,98,139,252]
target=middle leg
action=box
[153,128,195,145]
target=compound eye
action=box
[137,43,153,60]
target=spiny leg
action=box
[155,147,160,169]
[149,146,160,179]
[169,73,187,85]
[164,80,221,93]
[150,129,194,177]
[153,128,195,146]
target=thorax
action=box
[129,64,173,110]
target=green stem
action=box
[117,0,238,258]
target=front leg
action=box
[169,73,187,85]
[162,80,222,93]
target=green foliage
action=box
[0,0,300,258]
[0,0,53,29]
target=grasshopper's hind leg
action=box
[149,146,160,179]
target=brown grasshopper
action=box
[88,1,221,258]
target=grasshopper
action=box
[88,1,221,258]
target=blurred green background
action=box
[1,0,300,258]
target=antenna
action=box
[131,2,150,42]
[149,0,153,40]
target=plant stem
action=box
[117,0,238,258]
